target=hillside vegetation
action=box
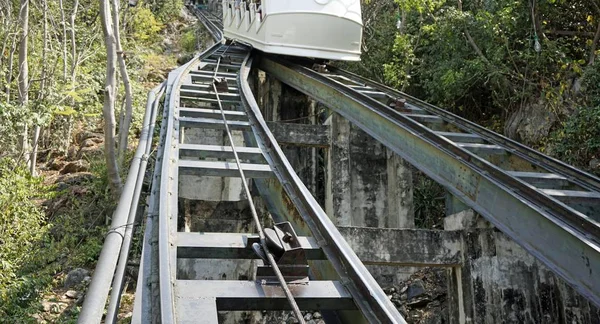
[345,0,600,174]
[0,0,201,321]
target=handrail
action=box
[78,81,166,323]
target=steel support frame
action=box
[239,57,407,323]
[259,56,600,307]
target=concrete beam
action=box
[338,227,463,267]
[267,122,330,148]
[175,228,463,267]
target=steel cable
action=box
[211,54,306,324]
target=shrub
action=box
[0,158,52,305]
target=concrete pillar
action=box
[326,114,414,228]
[325,112,352,226]
[387,148,414,228]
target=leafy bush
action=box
[413,174,445,229]
[550,105,600,173]
[181,29,198,53]
[548,63,600,174]
[128,7,163,44]
[0,158,52,305]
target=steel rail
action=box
[158,42,225,323]
[327,65,600,193]
[238,56,407,323]
[195,8,223,41]
[258,55,600,307]
[78,82,166,323]
[105,82,167,323]
[211,72,306,324]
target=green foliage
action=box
[550,105,600,173]
[549,63,600,174]
[127,7,164,44]
[0,102,51,156]
[181,29,198,53]
[0,158,52,309]
[0,156,113,320]
[150,0,184,23]
[413,174,445,229]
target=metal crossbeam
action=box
[175,280,356,312]
[176,232,324,259]
[179,160,274,178]
[179,144,264,162]
[179,107,247,120]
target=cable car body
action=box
[222,0,362,61]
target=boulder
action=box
[64,268,90,288]
[60,160,90,174]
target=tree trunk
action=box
[589,19,600,65]
[112,0,133,166]
[63,0,80,155]
[31,0,49,175]
[100,0,123,195]
[59,0,68,81]
[18,0,29,169]
[5,31,18,103]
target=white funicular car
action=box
[222,0,362,61]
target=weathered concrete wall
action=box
[444,210,599,323]
[456,229,600,324]
[326,112,414,229]
[255,71,324,202]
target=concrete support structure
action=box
[174,68,598,323]
[325,112,415,228]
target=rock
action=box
[77,145,103,160]
[60,160,90,174]
[177,53,195,65]
[81,137,103,148]
[65,290,80,299]
[67,146,79,161]
[41,301,53,312]
[407,296,431,308]
[399,285,408,294]
[407,280,426,300]
[48,158,67,171]
[76,131,103,144]
[57,172,95,187]
[504,99,561,146]
[304,313,313,321]
[64,268,90,288]
[313,312,322,319]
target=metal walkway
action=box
[78,6,600,324]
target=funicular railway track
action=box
[133,12,405,324]
[79,5,600,324]
[191,5,600,309]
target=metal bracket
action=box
[213,77,229,92]
[252,222,310,284]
